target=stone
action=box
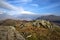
[0,26,25,40]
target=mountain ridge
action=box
[36,15,60,26]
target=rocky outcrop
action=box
[0,19,60,40]
[0,26,25,40]
[33,20,53,29]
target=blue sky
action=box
[0,0,60,15]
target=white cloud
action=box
[0,0,35,15]
[21,11,34,14]
[20,0,32,3]
[7,0,32,4]
[30,4,39,7]
[0,11,4,14]
[0,1,18,10]
[0,0,25,11]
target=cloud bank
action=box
[0,0,34,15]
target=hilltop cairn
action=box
[0,26,25,40]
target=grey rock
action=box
[0,26,25,40]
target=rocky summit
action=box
[0,19,60,40]
[0,26,25,40]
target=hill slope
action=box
[0,19,60,40]
[0,26,25,40]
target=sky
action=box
[0,0,60,15]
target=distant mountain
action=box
[36,15,60,26]
[17,14,39,21]
[0,13,39,21]
[0,13,16,20]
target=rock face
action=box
[33,20,53,29]
[0,26,25,40]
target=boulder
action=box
[0,26,25,40]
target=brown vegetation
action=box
[0,19,60,40]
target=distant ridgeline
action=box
[36,15,60,26]
[0,19,60,40]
